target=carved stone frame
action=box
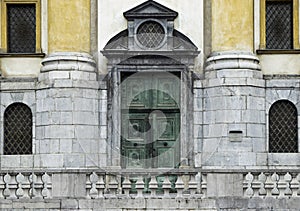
[102,0,199,169]
[105,57,195,169]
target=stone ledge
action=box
[41,52,96,73]
[0,197,299,210]
[205,51,262,80]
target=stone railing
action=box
[0,172,52,199]
[86,170,204,199]
[1,170,300,200]
[0,169,203,199]
[244,171,300,198]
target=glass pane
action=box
[269,100,298,153]
[7,4,36,53]
[4,103,33,155]
[266,1,293,49]
[137,21,165,48]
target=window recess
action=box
[1,0,41,54]
[259,0,299,51]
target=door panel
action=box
[155,77,180,108]
[121,72,180,168]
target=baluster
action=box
[182,174,190,194]
[116,175,123,196]
[201,174,207,197]
[175,175,184,199]
[22,174,31,198]
[86,173,92,198]
[258,172,267,196]
[108,175,118,198]
[89,172,98,199]
[244,172,254,197]
[0,174,5,199]
[188,174,197,198]
[277,173,286,197]
[271,172,279,196]
[16,173,25,199]
[290,173,299,197]
[162,176,171,198]
[3,173,11,199]
[135,176,144,199]
[104,175,109,195]
[264,173,272,197]
[195,173,202,195]
[297,174,300,196]
[35,174,44,198]
[148,176,157,198]
[251,173,258,197]
[122,176,131,197]
[10,174,18,199]
[41,173,51,198]
[97,175,105,198]
[29,173,38,198]
[283,172,292,197]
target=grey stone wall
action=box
[35,52,103,169]
[1,197,300,210]
[0,51,299,210]
[0,79,36,169]
[199,51,266,167]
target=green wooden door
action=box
[121,72,180,168]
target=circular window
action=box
[137,21,165,48]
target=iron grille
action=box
[266,0,293,49]
[4,103,33,155]
[137,21,165,48]
[7,4,36,53]
[269,100,298,153]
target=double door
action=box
[121,72,180,168]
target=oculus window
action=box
[136,21,165,49]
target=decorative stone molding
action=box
[0,172,52,199]
[39,52,97,89]
[244,172,300,198]
[0,170,299,200]
[205,51,262,82]
[86,172,203,199]
[41,52,96,73]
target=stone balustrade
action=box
[1,170,300,200]
[0,172,52,199]
[86,171,203,199]
[244,171,300,198]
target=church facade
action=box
[0,0,299,210]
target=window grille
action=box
[137,21,165,48]
[4,103,33,155]
[7,4,36,53]
[266,0,293,49]
[269,100,298,153]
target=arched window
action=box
[4,103,33,155]
[269,100,298,153]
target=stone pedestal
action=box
[35,52,104,168]
[201,51,265,167]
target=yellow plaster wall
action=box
[212,0,253,52]
[48,0,90,53]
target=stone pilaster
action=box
[35,52,104,168]
[201,51,265,167]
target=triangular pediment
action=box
[124,0,178,20]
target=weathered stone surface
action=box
[206,174,243,197]
[52,174,86,198]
